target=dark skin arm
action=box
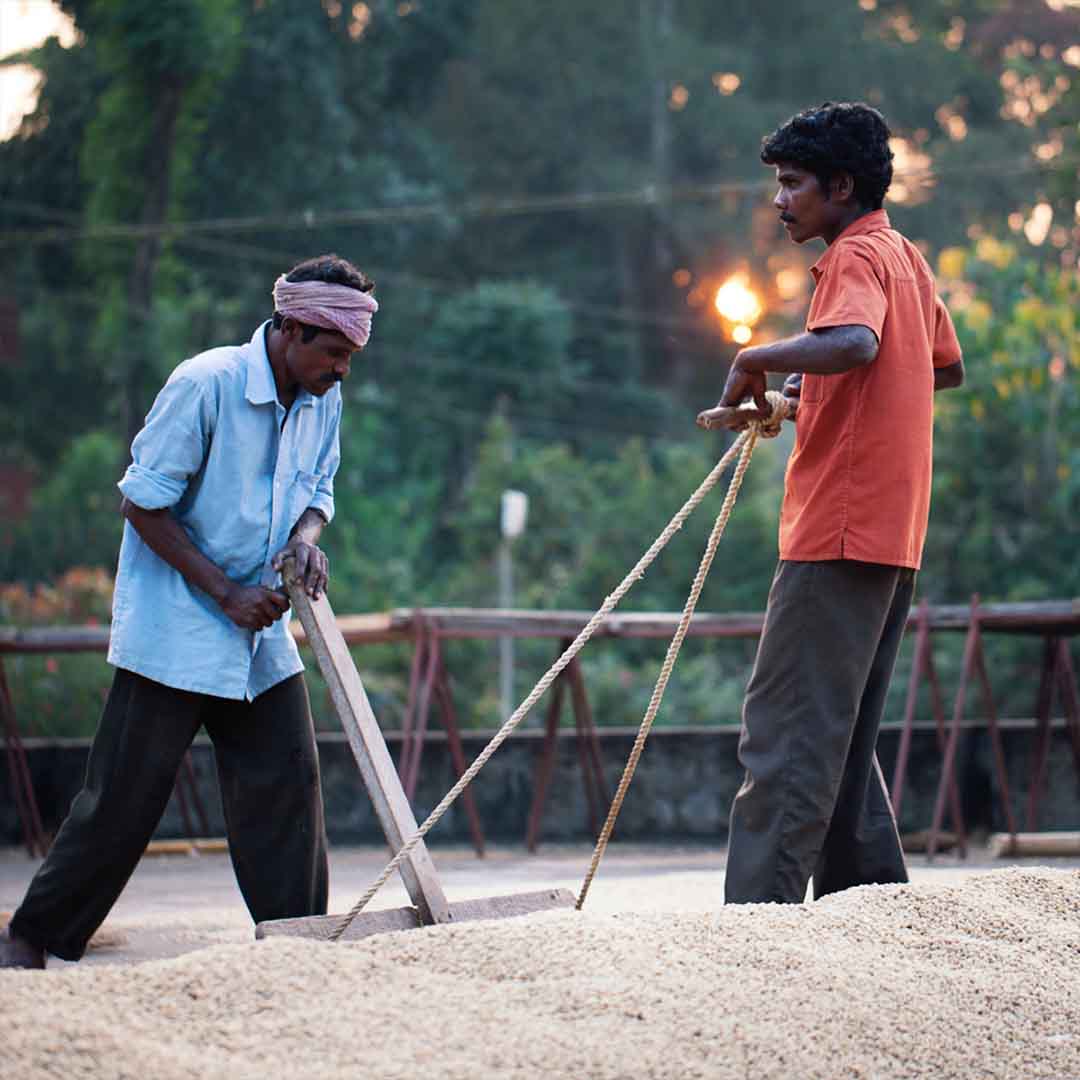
[698,325,878,432]
[763,360,962,421]
[120,502,330,631]
[934,359,964,390]
[271,507,330,600]
[698,329,964,431]
[754,358,964,424]
[122,499,289,630]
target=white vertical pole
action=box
[498,540,513,720]
[498,490,528,721]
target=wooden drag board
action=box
[257,888,577,943]
[256,562,574,942]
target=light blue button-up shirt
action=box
[108,322,341,700]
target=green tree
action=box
[73,0,244,448]
[0,32,105,471]
[3,430,125,581]
[924,238,1080,601]
[2,0,1077,624]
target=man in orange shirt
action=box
[698,102,964,904]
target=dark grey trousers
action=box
[10,668,329,960]
[724,559,913,904]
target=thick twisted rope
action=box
[327,391,791,941]
[576,393,789,907]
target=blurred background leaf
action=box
[1,0,1077,732]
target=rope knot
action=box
[752,390,793,439]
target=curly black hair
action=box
[272,253,375,341]
[760,102,894,210]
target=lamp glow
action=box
[714,274,763,327]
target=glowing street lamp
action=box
[714,273,763,344]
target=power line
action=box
[0,154,1071,248]
[0,177,768,247]
[6,271,719,417]
[2,285,701,444]
[355,387,713,451]
[0,212,726,340]
[169,232,724,339]
[383,351,681,411]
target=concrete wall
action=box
[3,724,1079,849]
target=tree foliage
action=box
[0,1,1077,730]
[926,240,1080,600]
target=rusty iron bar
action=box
[926,597,981,861]
[567,656,610,837]
[397,616,484,855]
[525,640,611,851]
[396,616,427,787]
[890,600,967,855]
[571,665,601,836]
[525,642,571,853]
[2,713,46,857]
[432,671,486,857]
[890,599,929,818]
[4,600,1080,656]
[403,616,439,801]
[1025,637,1059,831]
[4,600,1080,859]
[1058,642,1080,775]
[0,659,49,857]
[973,617,1018,844]
[1026,638,1080,830]
[926,596,1018,861]
[180,751,210,836]
[171,757,198,838]
[927,622,968,859]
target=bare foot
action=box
[0,927,46,969]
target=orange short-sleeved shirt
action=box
[779,210,961,570]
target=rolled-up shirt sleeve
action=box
[118,375,212,510]
[932,295,962,369]
[308,395,341,524]
[806,247,888,340]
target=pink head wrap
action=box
[272,275,379,348]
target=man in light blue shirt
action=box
[2,254,378,968]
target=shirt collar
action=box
[244,321,316,409]
[810,209,890,280]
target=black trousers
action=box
[724,559,913,904]
[10,668,329,960]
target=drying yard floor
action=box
[3,844,1079,1078]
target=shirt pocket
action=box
[800,373,825,404]
[284,469,322,531]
